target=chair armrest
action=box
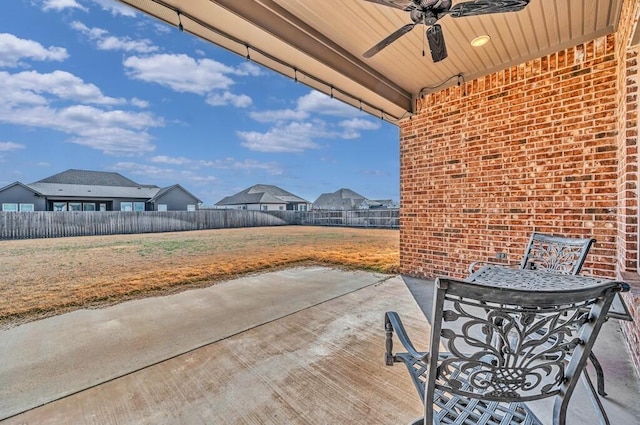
[468,260,519,274]
[384,311,427,365]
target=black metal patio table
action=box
[466,265,632,320]
[465,265,632,425]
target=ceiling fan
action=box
[362,0,531,62]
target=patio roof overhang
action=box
[116,0,623,122]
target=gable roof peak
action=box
[216,183,309,205]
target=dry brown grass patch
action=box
[0,226,398,327]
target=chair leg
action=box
[589,351,607,397]
[581,366,610,425]
[385,321,395,366]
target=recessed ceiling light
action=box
[471,35,491,47]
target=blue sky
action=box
[0,0,400,206]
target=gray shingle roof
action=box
[216,184,309,205]
[34,169,145,187]
[313,188,367,210]
[28,182,161,199]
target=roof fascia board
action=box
[212,0,411,111]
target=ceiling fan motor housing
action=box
[416,0,453,25]
[410,9,424,23]
[423,11,438,25]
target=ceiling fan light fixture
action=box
[471,35,490,47]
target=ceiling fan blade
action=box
[363,23,417,58]
[361,0,415,11]
[448,0,530,17]
[426,24,447,62]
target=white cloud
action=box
[297,91,364,117]
[252,91,358,125]
[0,33,68,68]
[184,173,218,183]
[204,158,283,175]
[41,0,87,12]
[244,91,380,152]
[235,62,263,77]
[90,0,137,16]
[154,23,171,35]
[1,70,126,106]
[123,53,259,110]
[150,155,191,165]
[112,162,219,185]
[0,142,25,152]
[238,122,325,153]
[112,162,171,178]
[71,21,158,53]
[206,91,252,108]
[123,54,237,95]
[339,118,381,139]
[42,0,136,16]
[150,155,283,175]
[249,109,308,123]
[0,70,164,155]
[130,97,149,108]
[340,118,381,131]
[70,21,106,38]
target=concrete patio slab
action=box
[1,272,425,424]
[1,269,638,424]
[0,267,392,420]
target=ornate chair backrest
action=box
[425,277,621,425]
[519,233,596,275]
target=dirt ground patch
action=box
[0,226,398,328]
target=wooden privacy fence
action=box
[267,209,399,229]
[0,210,288,240]
[0,209,399,240]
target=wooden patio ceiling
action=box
[115,0,623,122]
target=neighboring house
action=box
[312,188,398,210]
[369,199,399,209]
[215,184,310,211]
[313,188,368,210]
[0,169,201,212]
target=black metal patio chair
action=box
[469,234,611,384]
[384,276,627,425]
[468,232,596,275]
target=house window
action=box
[279,206,284,211]
[261,205,268,211]
[187,204,196,212]
[19,204,34,212]
[99,203,106,211]
[121,202,133,211]
[2,203,18,212]
[68,202,82,211]
[299,204,307,212]
[83,203,96,211]
[53,202,67,211]
[134,202,145,212]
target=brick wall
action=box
[399,0,640,375]
[616,0,640,383]
[400,35,620,279]
[616,0,640,277]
